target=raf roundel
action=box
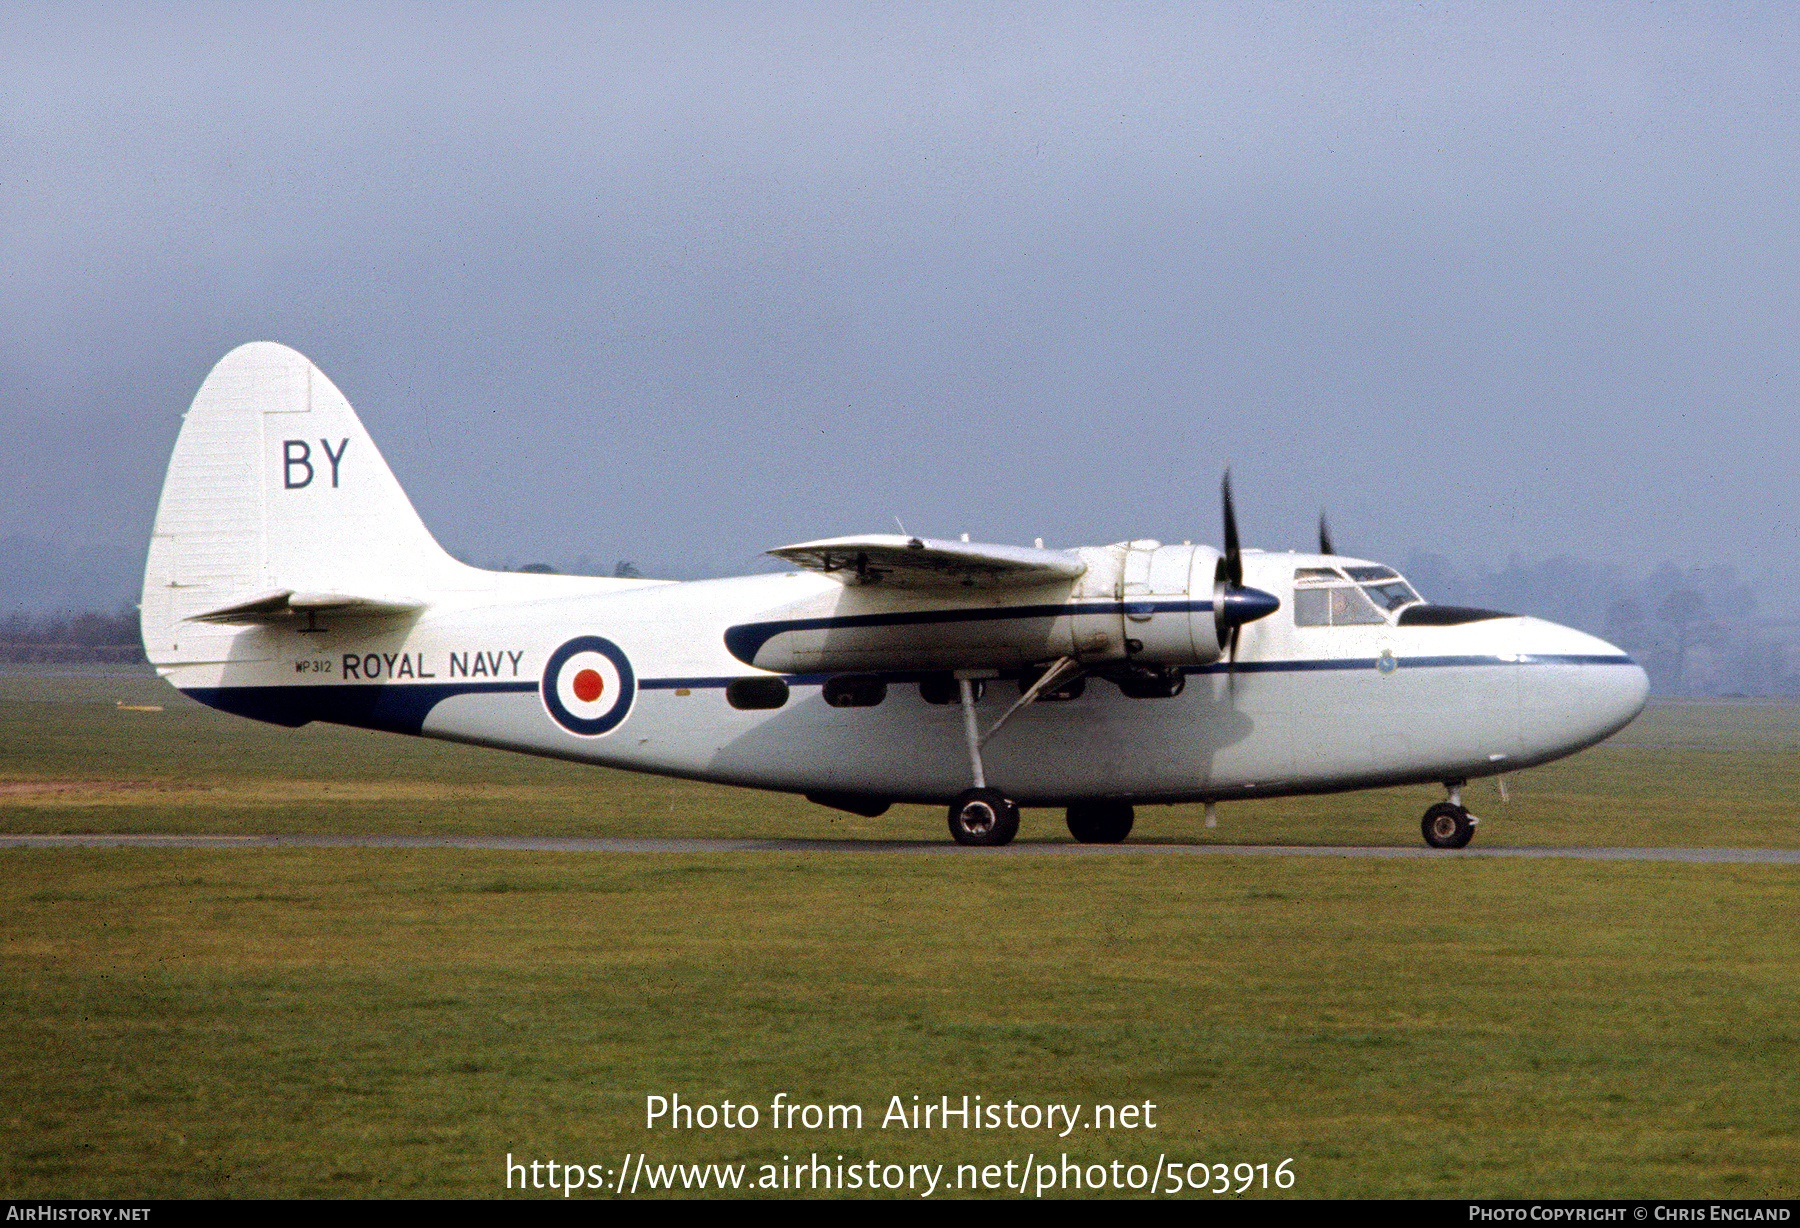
[543,635,636,737]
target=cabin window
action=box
[823,674,887,708]
[726,676,790,710]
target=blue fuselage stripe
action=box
[181,680,537,732]
[181,653,1638,733]
[1188,652,1634,676]
[722,599,1215,667]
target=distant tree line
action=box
[1401,552,1798,697]
[498,560,644,577]
[0,602,144,663]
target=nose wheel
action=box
[1420,801,1475,849]
[948,788,1020,846]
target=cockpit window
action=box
[1295,564,1425,626]
[1331,586,1386,624]
[1294,584,1387,626]
[1361,580,1421,612]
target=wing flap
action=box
[769,535,1085,590]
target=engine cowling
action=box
[724,541,1278,676]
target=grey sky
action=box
[4,2,1796,589]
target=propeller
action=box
[1213,470,1281,676]
[1220,469,1242,587]
[1318,512,1335,557]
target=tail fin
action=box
[141,343,470,665]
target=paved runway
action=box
[3,833,1797,862]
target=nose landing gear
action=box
[1420,780,1479,849]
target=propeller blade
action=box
[1318,512,1335,556]
[1220,469,1242,588]
[1212,469,1280,687]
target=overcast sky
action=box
[4,2,1796,590]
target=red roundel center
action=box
[572,669,604,703]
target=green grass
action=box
[3,851,1795,1199]
[2,667,1797,1198]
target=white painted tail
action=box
[141,343,473,663]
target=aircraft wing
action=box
[184,588,427,625]
[768,535,1086,590]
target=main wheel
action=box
[1421,802,1474,849]
[1066,800,1134,844]
[947,788,1020,846]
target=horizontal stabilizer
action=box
[769,534,1086,590]
[186,588,427,625]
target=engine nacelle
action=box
[725,541,1277,676]
[1110,542,1221,666]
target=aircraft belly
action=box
[666,678,1298,804]
[420,690,586,759]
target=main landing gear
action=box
[1420,780,1479,849]
[947,788,1021,846]
[944,672,1020,846]
[939,662,1147,848]
[942,659,1085,847]
[1066,799,1134,844]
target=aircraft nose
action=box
[1515,617,1649,761]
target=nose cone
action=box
[1515,617,1649,764]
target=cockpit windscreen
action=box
[1292,566,1423,626]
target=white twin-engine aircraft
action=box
[141,343,1648,848]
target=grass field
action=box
[3,666,1797,1199]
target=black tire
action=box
[1421,802,1474,849]
[1066,800,1134,844]
[947,788,1020,846]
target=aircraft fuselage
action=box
[163,552,1647,808]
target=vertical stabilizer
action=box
[141,343,469,664]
